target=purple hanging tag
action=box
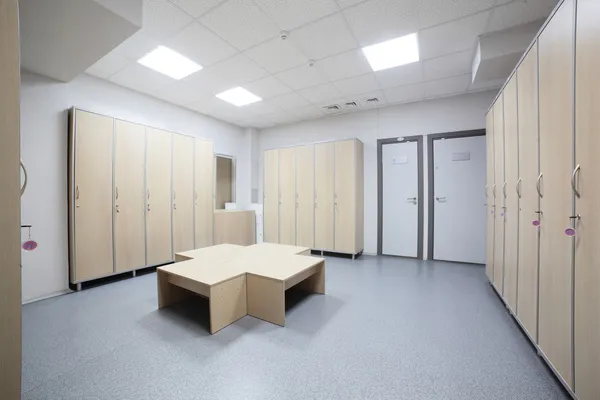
[532,220,540,227]
[565,228,576,237]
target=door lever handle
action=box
[435,197,446,202]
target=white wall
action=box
[20,71,249,302]
[257,90,497,256]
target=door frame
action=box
[377,135,424,258]
[426,129,486,261]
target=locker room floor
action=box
[22,256,569,400]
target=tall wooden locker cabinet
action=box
[279,147,296,245]
[538,0,574,388]
[114,120,146,273]
[516,42,540,342]
[334,140,356,253]
[296,145,315,248]
[574,1,600,398]
[172,134,194,253]
[146,128,173,266]
[194,138,214,249]
[485,111,495,282]
[492,97,505,294]
[70,110,114,282]
[503,76,519,311]
[315,142,335,251]
[264,149,279,243]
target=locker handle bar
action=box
[536,173,543,198]
[76,185,80,200]
[20,159,28,197]
[569,215,581,220]
[503,182,507,198]
[485,185,488,198]
[492,185,496,198]
[516,178,522,198]
[571,164,581,198]
[116,186,119,200]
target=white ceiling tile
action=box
[297,83,343,104]
[209,54,268,85]
[290,13,358,60]
[424,74,471,98]
[343,0,420,46]
[336,0,367,9]
[243,100,283,116]
[166,22,237,66]
[178,67,235,94]
[418,0,496,29]
[423,50,473,81]
[200,0,280,50]
[141,0,194,40]
[266,92,310,110]
[253,0,340,31]
[244,76,292,99]
[419,11,490,60]
[355,90,388,108]
[375,61,422,89]
[86,53,131,79]
[286,104,325,120]
[318,49,371,81]
[244,37,307,74]
[275,64,329,90]
[169,0,225,17]
[384,82,424,104]
[263,111,297,125]
[332,73,380,96]
[151,81,213,105]
[486,0,557,33]
[186,96,218,114]
[112,32,160,60]
[109,63,176,94]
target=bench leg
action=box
[209,274,247,334]
[157,270,192,309]
[297,262,325,294]
[246,274,285,326]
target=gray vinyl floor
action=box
[22,256,570,400]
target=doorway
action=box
[215,154,235,209]
[428,130,486,263]
[377,136,424,258]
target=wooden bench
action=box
[157,243,325,334]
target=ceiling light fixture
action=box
[362,33,420,72]
[216,87,262,107]
[138,46,202,80]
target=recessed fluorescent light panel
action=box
[216,87,262,107]
[138,46,202,79]
[362,33,419,72]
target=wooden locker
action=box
[574,1,600,398]
[194,138,214,249]
[516,43,540,342]
[173,134,195,253]
[279,147,296,245]
[315,143,335,251]
[355,140,364,254]
[503,75,519,311]
[296,145,315,248]
[263,149,279,243]
[485,110,495,283]
[114,120,146,273]
[146,128,173,266]
[334,140,356,254]
[538,0,574,388]
[72,110,114,282]
[492,97,505,294]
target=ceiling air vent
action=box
[322,104,341,114]
[344,101,359,109]
[366,98,379,104]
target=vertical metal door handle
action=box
[536,173,543,198]
[516,178,522,198]
[485,185,488,198]
[503,182,507,198]
[571,164,581,198]
[115,186,119,200]
[147,189,150,200]
[20,159,28,196]
[76,185,80,200]
[493,185,496,198]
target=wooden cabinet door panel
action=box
[173,134,195,253]
[194,139,214,249]
[315,143,334,250]
[334,140,356,253]
[296,145,315,248]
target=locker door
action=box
[114,120,146,273]
[173,134,194,253]
[503,75,519,311]
[574,1,600,398]
[263,150,279,243]
[296,144,315,248]
[315,143,334,251]
[73,110,114,282]
[538,0,574,388]
[493,97,505,294]
[516,43,540,342]
[485,110,495,283]
[279,147,296,245]
[146,128,172,265]
[335,140,356,254]
[194,139,214,249]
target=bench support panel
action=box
[209,275,247,334]
[157,270,194,308]
[296,262,325,294]
[247,275,285,326]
